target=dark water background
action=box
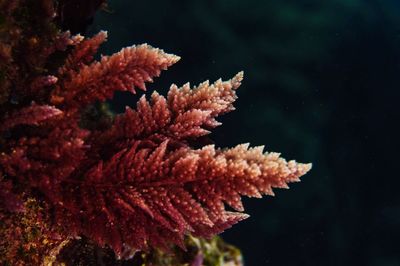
[88,1,400,265]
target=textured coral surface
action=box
[0,0,311,264]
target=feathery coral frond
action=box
[94,72,243,152]
[29,75,58,95]
[59,31,107,76]
[53,139,311,256]
[0,119,89,188]
[1,103,63,131]
[51,44,180,106]
[0,16,312,262]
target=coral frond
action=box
[59,31,108,76]
[0,8,312,260]
[95,72,243,151]
[51,44,180,106]
[1,103,63,131]
[53,140,311,256]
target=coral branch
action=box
[1,103,63,131]
[0,5,312,261]
[94,72,243,152]
[0,120,89,188]
[53,140,311,256]
[59,31,107,76]
[51,44,180,106]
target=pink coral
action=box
[63,140,310,255]
[51,42,180,107]
[2,102,63,131]
[0,31,311,259]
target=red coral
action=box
[56,140,309,255]
[0,179,25,213]
[59,31,106,76]
[0,31,311,258]
[92,72,243,153]
[51,43,180,107]
[1,102,63,131]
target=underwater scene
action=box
[0,0,398,265]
